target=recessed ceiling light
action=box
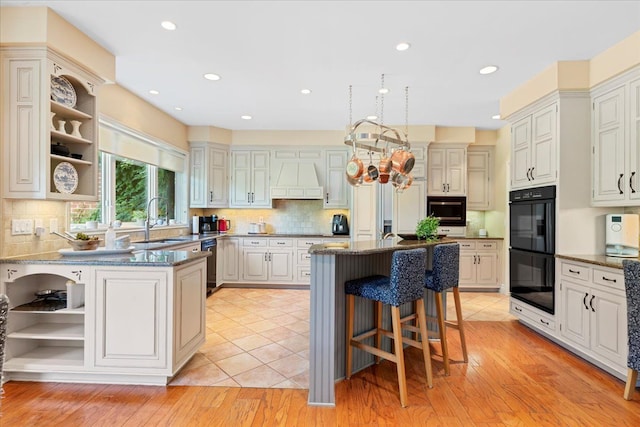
[396,42,411,51]
[378,88,389,94]
[479,65,499,75]
[492,114,501,120]
[175,107,183,111]
[366,115,378,121]
[301,89,312,95]
[161,21,177,31]
[241,115,252,120]
[204,73,221,81]
[149,90,159,95]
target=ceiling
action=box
[3,1,639,131]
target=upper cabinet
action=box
[466,147,493,210]
[324,149,349,209]
[591,67,640,206]
[510,103,557,190]
[189,142,229,208]
[2,48,102,200]
[229,150,271,208]
[427,145,467,196]
[393,147,426,234]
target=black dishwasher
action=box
[201,238,217,296]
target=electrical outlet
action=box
[11,219,34,235]
[50,218,59,233]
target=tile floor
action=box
[169,288,515,388]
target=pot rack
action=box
[343,119,412,153]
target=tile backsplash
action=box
[208,200,349,235]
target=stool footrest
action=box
[350,340,398,364]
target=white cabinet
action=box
[591,67,640,206]
[351,182,378,241]
[2,48,101,200]
[510,298,556,335]
[559,261,627,371]
[230,150,271,207]
[220,237,240,282]
[241,238,294,283]
[427,146,466,196]
[2,265,87,375]
[466,147,493,210]
[393,154,426,235]
[295,238,323,283]
[510,103,557,190]
[324,149,349,208]
[457,240,499,290]
[189,142,228,208]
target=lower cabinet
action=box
[457,240,500,290]
[220,237,240,282]
[1,259,207,384]
[559,261,627,371]
[241,238,294,282]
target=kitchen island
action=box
[0,249,210,385]
[307,237,453,406]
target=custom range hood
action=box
[270,161,324,200]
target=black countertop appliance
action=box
[332,214,349,235]
[199,215,218,234]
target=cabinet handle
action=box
[277,242,285,245]
[447,183,450,192]
[601,276,617,283]
[514,306,522,312]
[326,192,329,203]
[539,319,549,326]
[210,191,213,203]
[568,269,580,275]
[442,183,446,192]
[265,253,268,262]
[617,173,624,194]
[526,168,531,181]
[589,295,595,312]
[630,171,637,193]
[583,293,589,310]
[530,167,535,180]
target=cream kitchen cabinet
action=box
[351,182,378,241]
[324,149,349,208]
[466,147,493,210]
[510,102,557,190]
[189,142,229,208]
[2,48,102,201]
[220,237,240,282]
[427,145,467,196]
[295,238,323,283]
[457,240,499,290]
[559,261,627,374]
[591,67,640,206]
[393,160,426,235]
[241,238,294,282]
[229,150,271,207]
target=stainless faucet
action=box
[145,196,168,241]
[382,232,396,240]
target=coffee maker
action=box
[332,214,349,235]
[199,215,218,234]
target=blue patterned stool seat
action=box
[623,260,640,400]
[421,243,467,375]
[345,248,433,407]
[0,294,9,389]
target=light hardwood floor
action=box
[2,295,639,426]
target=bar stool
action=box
[345,248,433,407]
[423,243,467,375]
[623,259,640,400]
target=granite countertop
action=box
[556,254,640,270]
[220,233,348,238]
[0,249,210,266]
[309,237,456,255]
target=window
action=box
[69,118,188,231]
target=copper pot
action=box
[345,171,363,187]
[379,173,390,183]
[346,154,364,178]
[379,156,392,174]
[390,149,415,174]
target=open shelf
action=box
[4,346,84,371]
[50,153,93,166]
[50,100,92,119]
[51,129,93,145]
[8,323,84,340]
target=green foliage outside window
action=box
[115,158,147,222]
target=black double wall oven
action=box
[509,185,556,314]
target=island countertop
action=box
[0,249,210,266]
[309,237,456,255]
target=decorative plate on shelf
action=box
[53,161,78,194]
[51,75,77,108]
